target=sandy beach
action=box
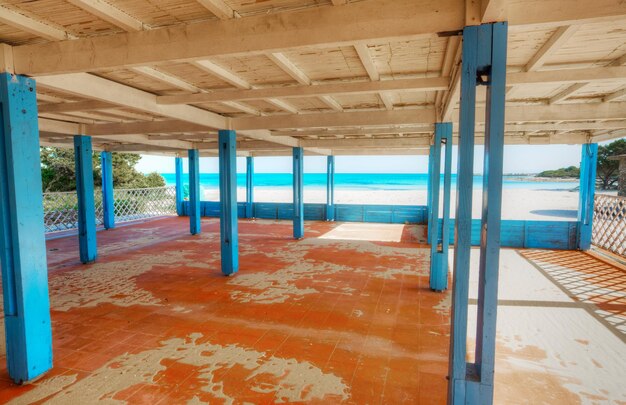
[199,187,604,221]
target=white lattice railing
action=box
[113,186,176,223]
[592,194,626,257]
[43,186,176,233]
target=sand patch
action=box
[49,250,200,311]
[14,333,349,404]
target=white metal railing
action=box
[592,194,626,257]
[42,186,176,233]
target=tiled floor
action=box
[0,217,449,404]
[0,217,624,404]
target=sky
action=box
[135,140,623,175]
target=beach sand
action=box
[202,188,586,221]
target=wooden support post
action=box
[175,156,183,216]
[427,144,435,244]
[449,22,508,405]
[188,149,201,235]
[219,130,239,275]
[577,143,598,250]
[429,122,453,291]
[326,155,335,221]
[0,73,53,383]
[101,151,114,229]
[74,135,97,264]
[293,147,304,239]
[246,156,254,218]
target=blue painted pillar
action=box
[219,130,239,275]
[427,144,436,244]
[326,155,335,221]
[74,135,97,264]
[448,22,508,405]
[429,122,453,291]
[293,147,304,239]
[175,156,183,216]
[0,73,53,383]
[577,143,598,250]
[246,156,254,218]
[101,151,115,229]
[188,149,201,235]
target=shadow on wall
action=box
[529,209,578,219]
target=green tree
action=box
[597,139,626,190]
[40,147,164,192]
[536,166,580,178]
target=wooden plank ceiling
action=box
[0,0,625,156]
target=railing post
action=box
[246,156,254,218]
[429,122,453,291]
[293,147,304,239]
[101,151,115,229]
[427,144,436,244]
[326,155,335,221]
[449,22,508,405]
[74,135,97,264]
[578,143,598,250]
[0,73,53,383]
[188,149,201,235]
[175,156,183,216]
[219,130,239,275]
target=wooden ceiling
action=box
[0,0,625,156]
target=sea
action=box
[160,173,578,191]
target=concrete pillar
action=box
[326,155,335,221]
[74,135,97,264]
[218,130,239,275]
[188,149,201,235]
[101,151,115,229]
[293,147,304,239]
[175,156,183,215]
[0,73,53,383]
[246,156,254,218]
[577,143,598,250]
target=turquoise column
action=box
[326,155,335,221]
[246,156,254,218]
[448,22,508,405]
[429,122,453,291]
[74,135,97,264]
[293,147,304,239]
[427,144,436,244]
[577,143,598,250]
[175,156,183,216]
[0,73,53,383]
[101,151,115,229]
[219,130,239,275]
[188,149,201,235]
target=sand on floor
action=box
[202,187,583,221]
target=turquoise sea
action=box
[160,173,578,191]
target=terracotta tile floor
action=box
[0,217,451,404]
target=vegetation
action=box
[40,147,165,192]
[597,139,626,190]
[536,166,580,178]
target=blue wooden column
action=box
[293,147,304,239]
[0,73,53,383]
[577,143,598,250]
[188,149,201,234]
[426,144,436,244]
[448,22,508,405]
[429,122,453,291]
[219,130,239,275]
[246,156,254,218]
[101,151,115,229]
[74,135,97,264]
[175,156,183,216]
[326,155,335,221]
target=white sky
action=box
[136,139,623,175]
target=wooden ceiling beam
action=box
[195,0,239,20]
[66,0,145,31]
[157,77,448,105]
[0,5,76,41]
